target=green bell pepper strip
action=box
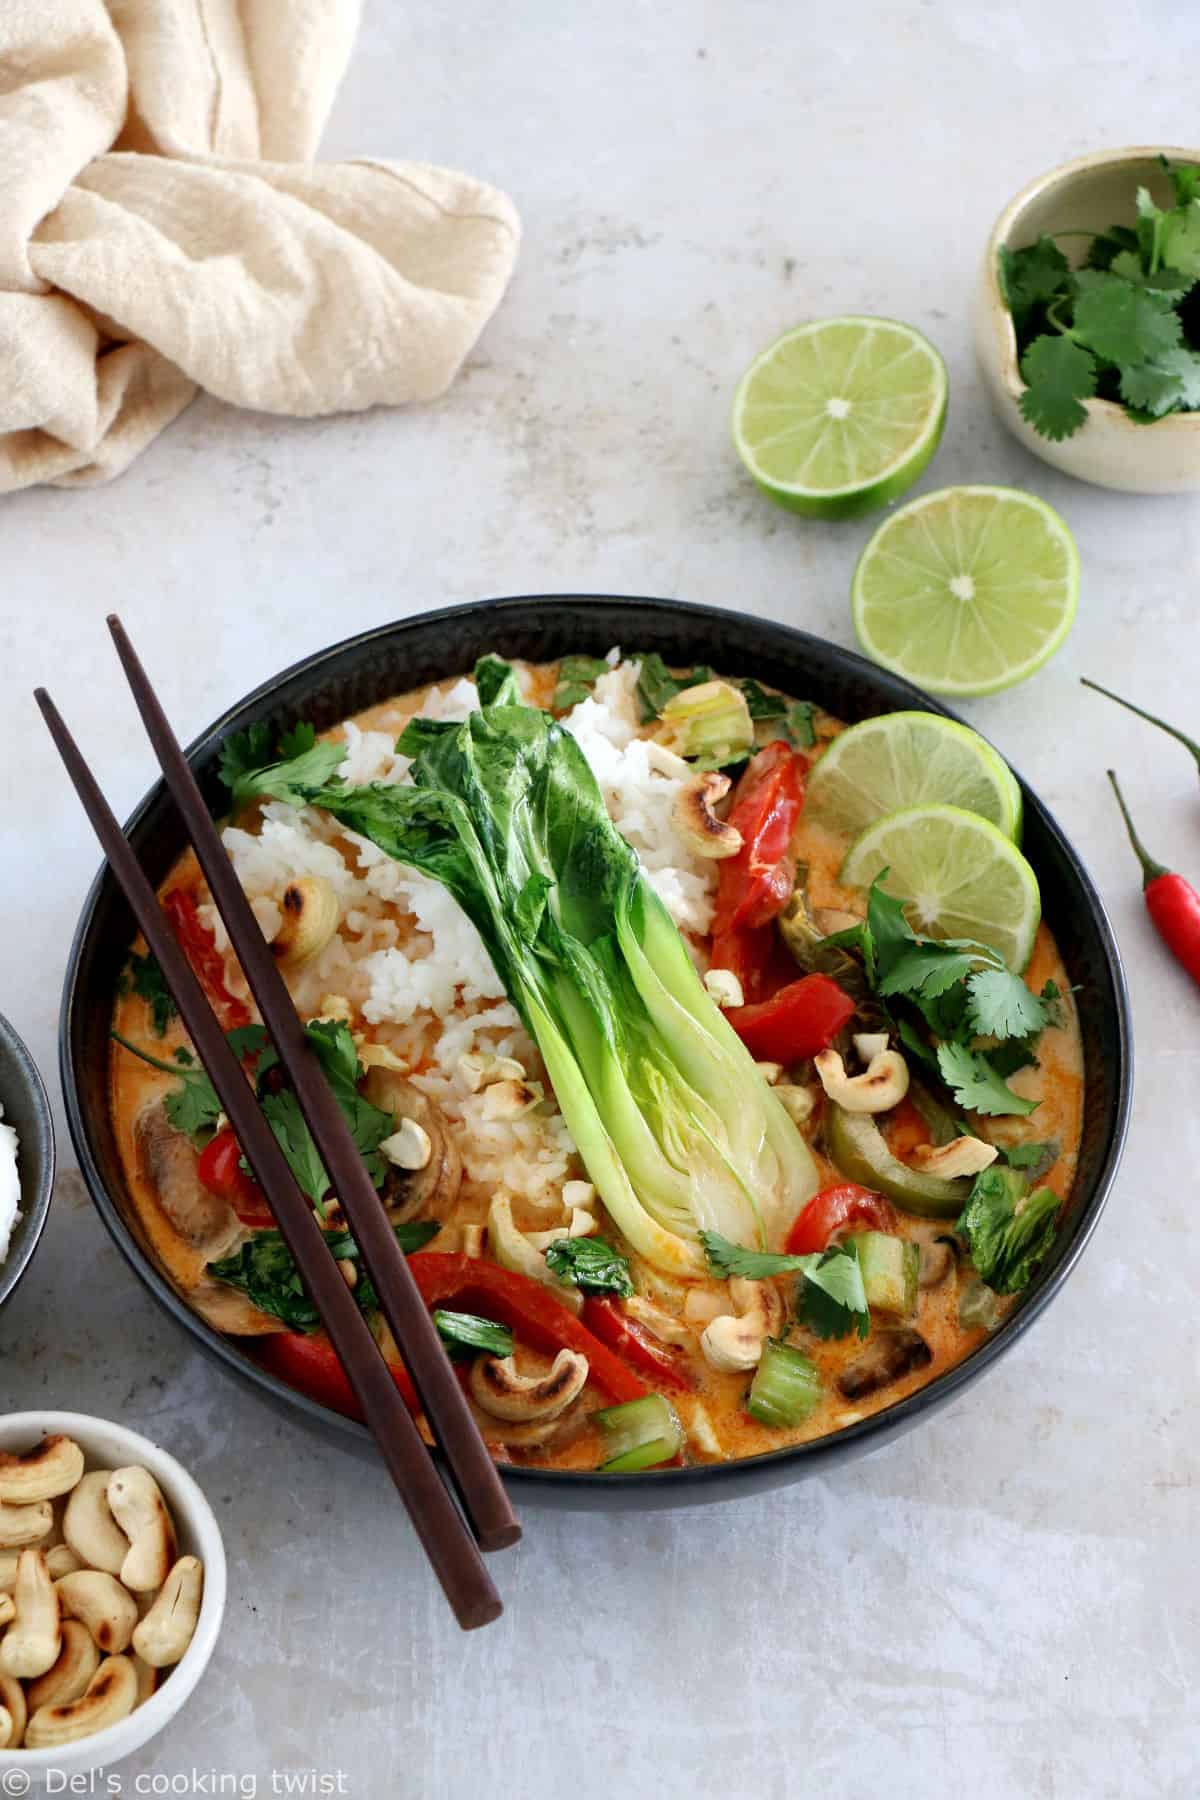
[825,1104,970,1219]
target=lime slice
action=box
[807,711,1023,842]
[841,803,1041,972]
[732,317,947,519]
[851,484,1078,696]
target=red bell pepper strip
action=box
[784,1183,898,1255]
[725,972,856,1063]
[710,743,807,1002]
[257,1328,420,1417]
[196,1127,274,1226]
[580,1297,693,1393]
[1107,771,1200,988]
[163,887,251,1029]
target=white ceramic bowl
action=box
[0,1413,226,1783]
[975,145,1200,493]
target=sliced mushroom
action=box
[0,1498,52,1550]
[107,1468,176,1593]
[0,1549,60,1678]
[909,1136,999,1179]
[362,1068,462,1221]
[468,1349,589,1423]
[837,1327,931,1400]
[26,1619,101,1712]
[815,1048,910,1114]
[25,1654,139,1748]
[674,771,742,859]
[918,1241,956,1289]
[63,1472,130,1577]
[0,1672,25,1747]
[0,1436,84,1506]
[135,1101,241,1256]
[700,1278,785,1374]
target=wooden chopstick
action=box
[103,618,520,1557]
[37,686,508,1632]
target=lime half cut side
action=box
[733,317,948,519]
[806,710,1023,842]
[851,484,1078,696]
[840,802,1041,972]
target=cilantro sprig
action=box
[1001,157,1200,440]
[700,1233,870,1341]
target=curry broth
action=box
[109,660,1084,1469]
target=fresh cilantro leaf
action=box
[1120,346,1200,416]
[1002,1139,1059,1181]
[125,951,177,1036]
[795,1244,871,1341]
[998,236,1071,330]
[897,1017,940,1073]
[1108,250,1194,295]
[634,653,713,721]
[278,722,317,760]
[209,1222,439,1331]
[936,1042,1040,1118]
[1018,334,1097,440]
[544,1235,634,1296]
[304,1019,393,1187]
[1135,185,1167,272]
[1163,199,1200,278]
[1165,158,1200,208]
[225,1024,270,1064]
[261,1090,330,1204]
[786,701,819,749]
[473,655,521,706]
[987,1037,1039,1079]
[552,655,609,711]
[219,723,347,813]
[878,944,979,1002]
[914,981,971,1044]
[433,1309,515,1359]
[1085,224,1140,271]
[739,678,786,721]
[173,1046,195,1066]
[955,1165,1061,1294]
[700,1232,808,1280]
[1073,276,1182,366]
[965,968,1049,1040]
[163,1071,222,1141]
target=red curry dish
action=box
[109,652,1083,1470]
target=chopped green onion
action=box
[432,1309,515,1359]
[746,1340,822,1427]
[593,1394,683,1471]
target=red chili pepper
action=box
[1083,679,1200,777]
[725,972,856,1063]
[163,888,251,1030]
[785,1183,898,1255]
[709,743,807,1004]
[1107,771,1200,987]
[580,1297,693,1392]
[196,1128,273,1226]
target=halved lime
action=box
[732,317,947,519]
[807,711,1023,842]
[841,802,1041,971]
[851,485,1078,696]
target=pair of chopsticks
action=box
[38,618,520,1630]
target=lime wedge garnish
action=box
[807,711,1023,842]
[851,484,1078,696]
[841,803,1041,972]
[732,317,948,518]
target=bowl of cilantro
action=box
[975,146,1200,492]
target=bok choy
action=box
[228,698,820,1274]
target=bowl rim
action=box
[59,593,1134,1496]
[0,1409,226,1772]
[0,1012,56,1314]
[981,143,1200,423]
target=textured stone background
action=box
[2,2,1198,1794]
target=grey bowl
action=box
[0,1014,56,1313]
[60,596,1133,1508]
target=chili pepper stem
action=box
[1083,678,1200,771]
[1106,770,1169,889]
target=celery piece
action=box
[849,1231,919,1317]
[746,1340,822,1427]
[593,1394,683,1471]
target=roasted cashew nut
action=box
[45,1545,83,1581]
[63,1471,130,1576]
[468,1349,589,1423]
[131,1556,203,1669]
[25,1654,139,1748]
[0,1705,12,1750]
[0,1672,26,1748]
[0,1436,85,1507]
[815,1048,910,1113]
[107,1467,176,1593]
[0,1593,12,1628]
[622,1295,693,1348]
[674,772,743,860]
[26,1619,101,1713]
[700,1277,785,1374]
[0,1548,61,1678]
[909,1135,998,1178]
[0,1498,53,1550]
[55,1570,138,1655]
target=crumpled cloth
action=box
[0,1,521,491]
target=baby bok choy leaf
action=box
[235,701,820,1275]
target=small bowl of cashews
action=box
[0,1412,226,1781]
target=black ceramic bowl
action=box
[0,1014,56,1314]
[61,597,1132,1508]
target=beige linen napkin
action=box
[0,1,520,491]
